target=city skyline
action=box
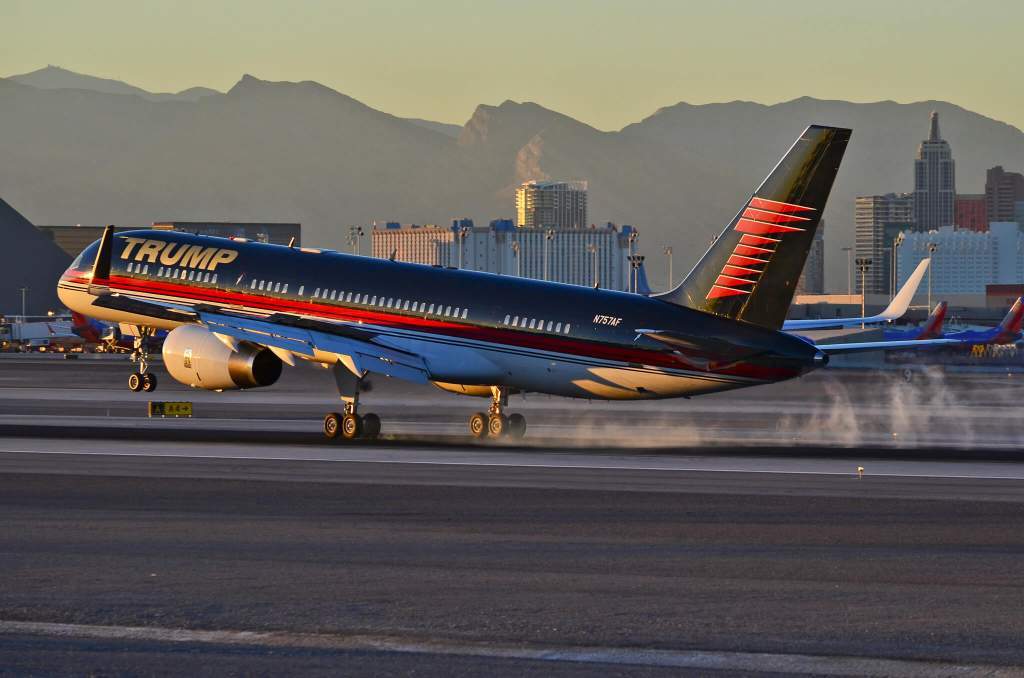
[4,0,1023,132]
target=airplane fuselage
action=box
[58,230,822,400]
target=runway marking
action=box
[0,620,1017,677]
[5,445,1024,481]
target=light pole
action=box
[891,233,904,302]
[855,258,872,328]
[842,247,852,297]
[543,229,555,281]
[18,287,29,320]
[586,243,599,288]
[510,241,521,277]
[628,255,645,293]
[347,225,364,256]
[663,246,673,290]
[456,228,469,269]
[927,242,938,310]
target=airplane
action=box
[943,297,1024,346]
[71,311,167,353]
[883,301,947,341]
[57,124,955,441]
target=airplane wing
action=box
[814,338,958,354]
[783,258,930,331]
[90,289,430,383]
[198,310,430,383]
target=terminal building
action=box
[372,219,638,291]
[37,221,302,258]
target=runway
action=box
[2,355,1024,675]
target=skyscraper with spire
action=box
[913,111,956,231]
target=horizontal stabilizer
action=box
[815,338,957,354]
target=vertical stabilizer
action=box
[655,125,851,329]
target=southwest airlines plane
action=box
[57,125,951,441]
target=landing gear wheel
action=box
[323,412,343,439]
[469,412,488,438]
[341,413,363,440]
[362,413,381,439]
[508,413,527,439]
[128,373,143,392]
[141,372,158,393]
[487,413,508,438]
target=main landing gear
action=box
[127,328,158,393]
[323,362,381,441]
[469,386,526,440]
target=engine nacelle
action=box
[162,325,282,391]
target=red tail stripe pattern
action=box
[742,208,811,224]
[705,197,816,301]
[749,197,817,213]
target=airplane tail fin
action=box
[654,125,851,329]
[918,301,947,340]
[993,297,1024,344]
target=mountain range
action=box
[3,65,1024,293]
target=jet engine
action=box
[162,324,282,390]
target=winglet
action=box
[878,258,930,321]
[92,225,115,282]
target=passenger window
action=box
[258,280,265,290]
[313,288,320,297]
[297,285,303,296]
[330,290,337,300]
[274,282,281,293]
[143,265,149,275]
[282,284,289,294]
[127,262,134,273]
[402,300,410,310]
[546,321,553,331]
[370,296,377,305]
[211,274,218,285]
[445,306,452,316]
[461,308,468,319]
[428,304,435,314]
[564,324,571,334]
[529,319,536,329]
[512,316,519,326]
[188,269,195,281]
[454,307,460,317]
[556,322,562,333]
[387,298,394,307]
[345,292,353,302]
[504,314,511,325]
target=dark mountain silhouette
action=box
[0,197,71,315]
[2,70,1023,293]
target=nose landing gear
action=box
[469,387,527,440]
[127,327,158,392]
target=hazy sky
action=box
[3,0,1022,131]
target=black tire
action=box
[323,412,343,439]
[508,413,527,439]
[487,413,508,438]
[468,412,488,438]
[341,413,363,440]
[128,373,143,392]
[362,413,381,439]
[142,372,157,392]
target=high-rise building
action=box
[954,194,988,232]
[855,193,914,293]
[795,219,825,294]
[515,181,588,229]
[372,219,636,291]
[985,166,1024,222]
[896,223,1024,295]
[913,111,956,231]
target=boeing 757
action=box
[57,125,953,440]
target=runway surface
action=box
[2,355,1024,675]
